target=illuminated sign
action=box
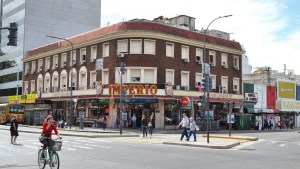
[277,81,295,99]
[109,84,158,95]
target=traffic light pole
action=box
[119,65,123,135]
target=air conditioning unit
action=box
[221,62,226,66]
[176,85,181,90]
[183,59,189,62]
[233,90,240,94]
[117,52,127,58]
[210,62,215,66]
[196,60,202,64]
[55,64,58,68]
[91,58,96,62]
[223,89,228,93]
[234,66,239,70]
[222,64,228,68]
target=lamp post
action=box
[202,15,232,143]
[46,35,74,129]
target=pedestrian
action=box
[131,114,137,129]
[280,120,284,129]
[102,116,108,131]
[79,109,85,129]
[141,114,148,137]
[269,117,274,130]
[10,115,19,144]
[264,119,269,130]
[186,117,197,142]
[115,116,120,128]
[289,119,293,129]
[176,113,189,141]
[148,115,154,137]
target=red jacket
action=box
[42,122,58,139]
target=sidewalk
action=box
[0,124,259,149]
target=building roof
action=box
[26,21,242,58]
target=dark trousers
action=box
[148,127,153,136]
[142,127,147,137]
[180,127,188,140]
[187,130,197,141]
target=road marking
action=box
[72,145,93,149]
[100,146,111,149]
[63,147,77,151]
[84,144,97,146]
[24,144,38,149]
[279,144,286,147]
[74,140,97,143]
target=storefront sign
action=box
[8,94,36,104]
[109,84,158,95]
[165,85,173,96]
[115,98,158,103]
[277,100,300,111]
[277,81,295,99]
[35,99,52,104]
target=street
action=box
[1,130,300,169]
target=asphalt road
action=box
[1,130,300,169]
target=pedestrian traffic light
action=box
[120,62,126,74]
[7,22,18,46]
[201,77,207,91]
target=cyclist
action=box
[41,115,61,159]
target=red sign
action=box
[181,97,190,107]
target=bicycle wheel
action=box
[38,149,46,169]
[50,152,60,169]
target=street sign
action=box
[202,63,211,74]
[181,97,190,107]
[227,114,235,123]
[95,58,103,70]
[205,111,214,119]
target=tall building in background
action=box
[0,0,101,103]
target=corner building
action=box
[23,16,244,129]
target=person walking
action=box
[102,116,108,131]
[79,109,85,129]
[131,114,137,129]
[141,115,148,137]
[10,115,19,144]
[148,115,154,137]
[177,113,189,141]
[186,117,197,142]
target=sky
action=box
[101,0,300,74]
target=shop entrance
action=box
[124,102,155,128]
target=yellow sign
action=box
[277,81,295,99]
[8,94,37,104]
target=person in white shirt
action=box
[177,113,189,141]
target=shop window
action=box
[164,100,178,125]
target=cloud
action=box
[101,0,300,74]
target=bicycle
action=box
[38,137,62,169]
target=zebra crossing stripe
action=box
[72,145,93,149]
[64,147,77,151]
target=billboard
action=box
[296,85,300,100]
[254,84,267,110]
[267,86,276,108]
[277,81,296,100]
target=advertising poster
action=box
[277,80,295,100]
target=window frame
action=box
[130,39,142,54]
[144,39,156,55]
[102,42,109,57]
[166,42,174,58]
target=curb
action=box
[163,141,240,149]
[202,135,258,141]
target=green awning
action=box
[243,105,255,113]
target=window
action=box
[196,48,203,63]
[181,45,189,61]
[233,78,240,93]
[25,63,29,75]
[53,55,58,69]
[102,69,109,85]
[166,69,174,85]
[115,67,127,83]
[45,57,50,70]
[144,39,156,55]
[195,73,202,86]
[210,75,217,90]
[221,76,228,93]
[80,48,86,64]
[38,59,43,72]
[90,71,96,89]
[130,39,142,54]
[209,51,216,66]
[24,81,28,94]
[166,42,174,57]
[181,71,190,88]
[61,53,67,68]
[117,40,128,54]
[221,53,228,67]
[70,50,76,66]
[233,56,239,67]
[130,69,141,82]
[31,61,36,74]
[103,43,109,57]
[31,80,35,93]
[144,69,155,83]
[91,45,97,61]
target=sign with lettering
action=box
[109,84,158,96]
[277,81,295,100]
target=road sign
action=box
[202,63,211,74]
[95,58,103,70]
[181,97,190,107]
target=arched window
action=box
[60,69,68,91]
[52,71,59,92]
[79,66,87,90]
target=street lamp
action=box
[46,35,74,129]
[202,15,232,143]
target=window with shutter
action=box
[181,46,189,59]
[166,42,174,57]
[102,70,109,85]
[181,71,189,87]
[118,40,128,54]
[144,40,156,55]
[131,69,141,82]
[166,69,174,85]
[130,39,142,54]
[144,69,154,83]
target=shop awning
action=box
[243,105,255,113]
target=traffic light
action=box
[120,62,126,74]
[208,77,212,92]
[200,95,205,105]
[201,77,207,91]
[7,22,18,46]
